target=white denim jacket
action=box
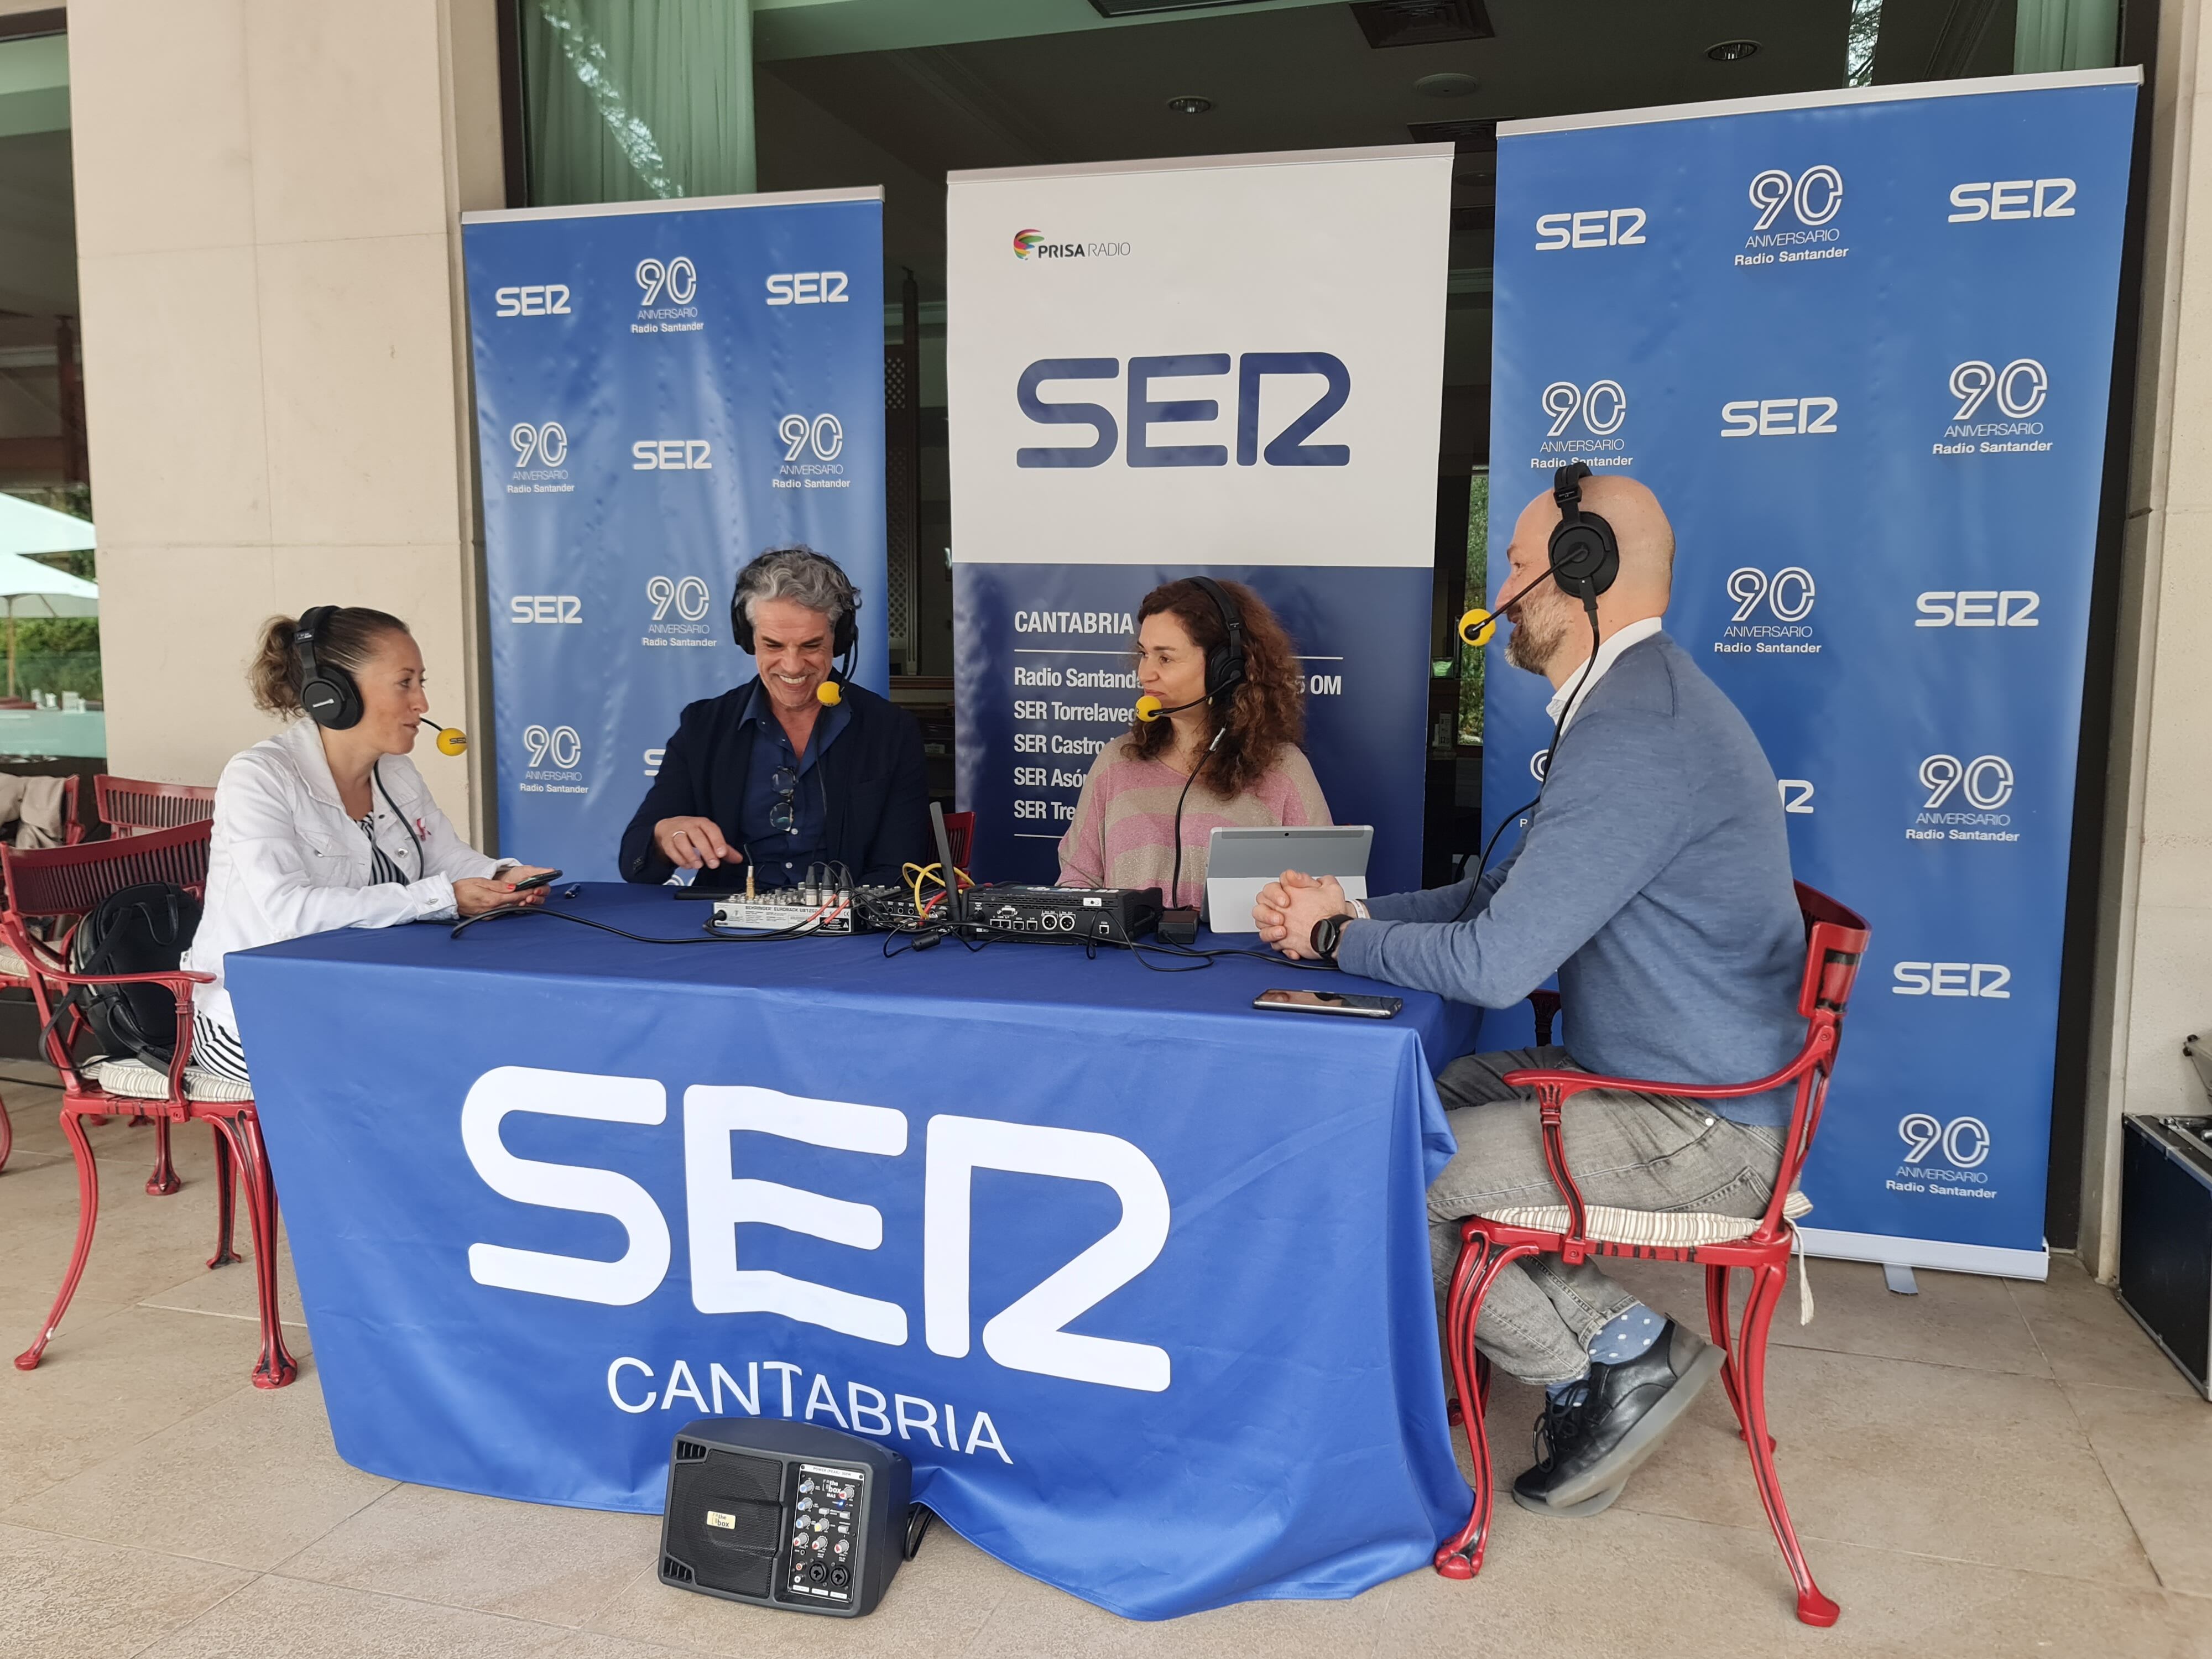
[186,717,507,1028]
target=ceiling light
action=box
[1415,73,1480,99]
[1707,39,1760,61]
[1166,95,1214,116]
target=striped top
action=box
[1056,741,1331,909]
[357,816,410,884]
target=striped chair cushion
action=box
[1477,1188,1814,1248]
[1475,1190,1818,1323]
[92,1056,255,1105]
[0,940,27,980]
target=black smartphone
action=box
[509,868,564,893]
[1251,988,1402,1019]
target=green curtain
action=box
[2015,0,2120,73]
[523,0,755,206]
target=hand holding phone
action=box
[508,868,563,893]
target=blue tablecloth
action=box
[228,883,1478,1619]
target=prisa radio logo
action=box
[1013,228,1131,260]
[1739,166,1847,267]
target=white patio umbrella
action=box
[0,495,97,698]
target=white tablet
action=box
[1203,826,1372,935]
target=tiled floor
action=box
[2,1058,2208,1658]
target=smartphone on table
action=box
[1252,988,1402,1019]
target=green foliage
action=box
[1458,472,1488,744]
[11,618,101,701]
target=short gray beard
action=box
[1505,598,1573,676]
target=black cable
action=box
[450,904,834,944]
[904,1504,933,1561]
[1449,598,1604,924]
[374,760,424,878]
[1165,726,1225,910]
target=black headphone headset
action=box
[729,549,860,661]
[1186,575,1247,705]
[295,603,426,877]
[1455,461,1623,649]
[295,606,363,731]
[1544,462,1621,604]
[1446,463,1627,926]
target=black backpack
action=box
[59,883,202,1068]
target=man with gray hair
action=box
[620,546,931,889]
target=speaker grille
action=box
[668,1448,786,1600]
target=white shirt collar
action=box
[1543,616,1664,731]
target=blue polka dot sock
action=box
[1588,1302,1666,1366]
[1544,1375,1588,1407]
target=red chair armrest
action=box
[1501,1030,1830,1105]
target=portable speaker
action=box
[659,1418,912,1616]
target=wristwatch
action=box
[1309,913,1348,964]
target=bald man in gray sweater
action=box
[1257,470,1803,1519]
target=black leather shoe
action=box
[1511,1320,1723,1510]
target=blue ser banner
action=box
[946,147,1454,891]
[225,888,1476,1619]
[462,189,888,878]
[1486,71,2139,1277]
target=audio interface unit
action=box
[962,884,1162,945]
[709,888,855,934]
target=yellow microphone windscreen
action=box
[1134,693,1162,722]
[816,680,843,707]
[1458,608,1499,649]
[435,727,468,756]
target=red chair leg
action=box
[1735,1260,1837,1627]
[1433,1235,1538,1581]
[145,1115,180,1196]
[214,1114,295,1389]
[15,1107,101,1370]
[0,1090,11,1174]
[206,1120,241,1269]
[1706,1262,1746,1430]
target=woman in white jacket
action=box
[185,606,552,1082]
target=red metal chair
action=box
[3,822,295,1389]
[942,810,975,873]
[1432,882,1868,1627]
[95,773,217,838]
[0,773,93,1173]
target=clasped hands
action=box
[1253,868,1352,962]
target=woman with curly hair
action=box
[1057,577,1330,907]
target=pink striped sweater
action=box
[1055,742,1332,909]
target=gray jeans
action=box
[1431,1047,1785,1386]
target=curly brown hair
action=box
[1123,578,1306,797]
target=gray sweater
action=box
[1337,633,1804,1126]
